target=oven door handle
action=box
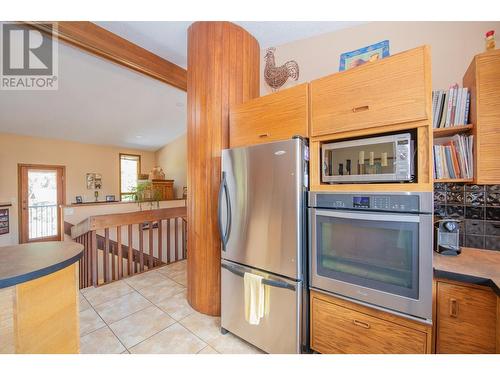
[314,209,421,223]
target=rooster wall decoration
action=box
[264,47,299,91]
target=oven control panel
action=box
[313,193,423,213]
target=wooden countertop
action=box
[0,241,83,289]
[433,247,500,296]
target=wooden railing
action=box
[71,206,187,289]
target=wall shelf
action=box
[433,124,473,138]
[434,178,474,183]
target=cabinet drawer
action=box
[310,46,430,137]
[311,294,428,354]
[229,83,308,148]
[436,282,497,353]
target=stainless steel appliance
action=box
[218,138,308,354]
[434,219,461,256]
[309,192,433,322]
[321,133,414,184]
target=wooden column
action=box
[187,22,260,316]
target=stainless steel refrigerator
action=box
[218,137,308,354]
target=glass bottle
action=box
[486,30,495,51]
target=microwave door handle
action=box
[315,209,420,223]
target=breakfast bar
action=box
[0,241,83,354]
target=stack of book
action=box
[432,84,471,128]
[433,134,474,180]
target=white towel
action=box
[243,272,265,325]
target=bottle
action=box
[485,30,495,51]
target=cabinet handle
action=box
[353,319,370,329]
[352,105,370,113]
[258,133,269,138]
[449,298,459,318]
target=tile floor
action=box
[79,260,263,354]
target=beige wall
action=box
[155,133,187,199]
[261,21,500,95]
[0,132,155,245]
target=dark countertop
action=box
[434,247,500,296]
[0,241,84,289]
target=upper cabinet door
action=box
[229,83,309,148]
[310,46,431,137]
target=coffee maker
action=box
[434,219,461,256]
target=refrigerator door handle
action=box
[221,263,296,291]
[218,171,231,251]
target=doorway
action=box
[18,164,66,243]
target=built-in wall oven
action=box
[309,192,433,322]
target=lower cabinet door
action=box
[436,281,497,354]
[311,291,428,354]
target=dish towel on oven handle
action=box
[244,272,265,325]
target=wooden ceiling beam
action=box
[24,21,187,91]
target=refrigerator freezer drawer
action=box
[221,260,302,354]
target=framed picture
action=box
[0,208,9,235]
[339,40,390,71]
[75,196,83,204]
[106,195,116,202]
[86,173,102,190]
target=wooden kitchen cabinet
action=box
[310,46,431,137]
[310,290,432,354]
[435,280,498,354]
[229,83,309,148]
[152,179,174,200]
[463,49,500,184]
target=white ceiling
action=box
[96,21,366,68]
[0,21,363,151]
[0,37,187,151]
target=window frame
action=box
[119,153,141,201]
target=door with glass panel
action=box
[18,165,65,243]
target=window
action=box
[120,154,141,201]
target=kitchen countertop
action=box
[0,241,83,289]
[433,247,500,296]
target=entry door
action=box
[18,164,65,243]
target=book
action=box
[432,91,439,128]
[450,85,459,126]
[433,134,474,179]
[454,89,463,126]
[464,91,471,125]
[432,87,470,128]
[438,92,448,128]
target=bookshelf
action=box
[433,124,473,138]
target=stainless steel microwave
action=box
[321,133,414,183]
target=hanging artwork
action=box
[86,173,102,190]
[339,40,390,71]
[264,47,300,91]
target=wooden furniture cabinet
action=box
[152,179,174,200]
[435,279,499,354]
[229,83,309,148]
[310,46,431,137]
[463,49,500,184]
[310,290,432,354]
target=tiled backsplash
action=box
[434,183,500,251]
